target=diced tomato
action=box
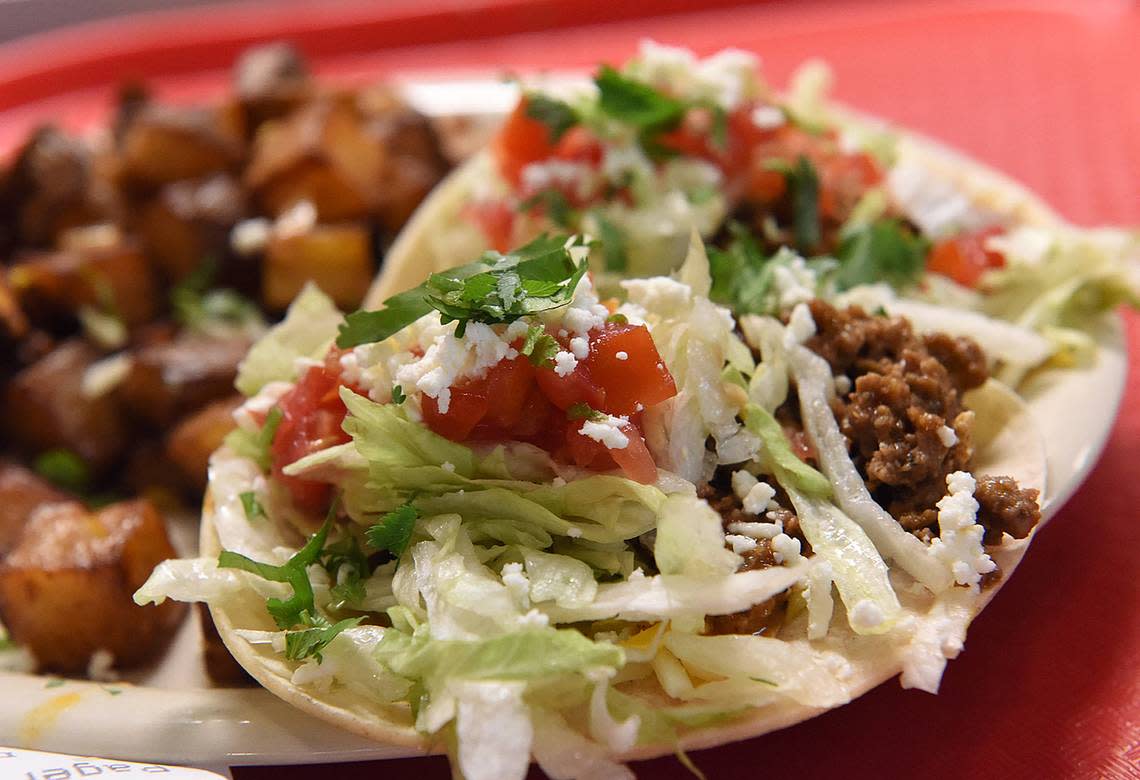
[481,356,536,429]
[607,426,658,484]
[926,227,1007,288]
[553,126,604,166]
[585,323,677,416]
[493,98,558,188]
[422,385,490,442]
[818,152,883,222]
[658,107,719,160]
[465,200,515,252]
[270,360,353,513]
[535,362,606,411]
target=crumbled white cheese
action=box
[743,481,777,515]
[771,532,802,565]
[834,374,852,395]
[937,425,959,448]
[230,217,272,255]
[615,351,629,361]
[579,415,630,450]
[621,276,693,314]
[784,302,816,346]
[81,353,132,399]
[86,649,118,682]
[731,469,759,500]
[521,159,598,202]
[725,534,758,554]
[275,199,317,238]
[630,40,759,110]
[441,461,455,473]
[501,562,531,610]
[929,471,996,590]
[848,599,887,632]
[554,350,578,376]
[233,380,293,432]
[569,336,590,360]
[751,105,785,130]
[395,320,517,413]
[727,521,782,540]
[518,608,551,628]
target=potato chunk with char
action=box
[233,42,313,130]
[0,461,67,557]
[166,395,242,492]
[3,340,129,473]
[118,336,250,427]
[0,499,185,673]
[118,103,244,188]
[263,223,372,310]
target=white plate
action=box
[0,77,1129,769]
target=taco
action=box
[137,224,1050,777]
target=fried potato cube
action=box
[262,222,372,310]
[0,499,185,673]
[0,461,67,557]
[233,42,313,131]
[118,335,249,427]
[7,240,159,328]
[197,603,254,686]
[245,98,383,221]
[3,340,129,473]
[134,174,248,282]
[0,274,30,345]
[166,395,242,492]
[119,103,244,187]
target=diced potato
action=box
[7,240,159,328]
[245,98,383,221]
[3,340,129,473]
[262,223,372,310]
[118,336,249,427]
[165,395,242,492]
[118,103,244,187]
[133,174,247,282]
[0,499,185,673]
[5,126,116,247]
[197,603,254,685]
[233,42,313,131]
[0,461,67,557]
[0,274,30,345]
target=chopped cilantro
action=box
[520,324,560,367]
[321,535,371,609]
[518,189,574,228]
[174,287,262,335]
[594,213,629,273]
[391,384,406,405]
[337,235,589,348]
[833,219,928,291]
[44,678,65,689]
[365,504,419,561]
[605,313,628,325]
[707,224,779,316]
[284,615,363,663]
[524,94,578,143]
[749,677,778,687]
[33,449,90,493]
[767,155,821,253]
[251,407,284,471]
[239,491,266,522]
[567,403,607,422]
[595,65,686,132]
[218,503,335,629]
[708,104,729,150]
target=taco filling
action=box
[138,232,1044,779]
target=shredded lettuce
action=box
[235,283,343,396]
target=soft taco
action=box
[137,226,1049,777]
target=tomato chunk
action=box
[493,98,557,188]
[586,324,677,416]
[482,356,536,429]
[422,385,490,442]
[271,361,352,513]
[565,419,657,484]
[535,362,606,411]
[927,227,1006,288]
[465,200,515,253]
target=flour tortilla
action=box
[204,116,1056,760]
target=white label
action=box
[0,747,226,779]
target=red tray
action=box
[1,1,1136,778]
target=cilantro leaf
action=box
[770,155,820,253]
[391,384,406,405]
[520,324,559,367]
[595,65,686,131]
[239,491,266,522]
[284,616,363,663]
[33,449,90,493]
[518,189,574,228]
[218,503,335,629]
[567,402,606,422]
[337,235,588,348]
[707,224,779,315]
[833,219,928,291]
[524,94,578,143]
[594,213,629,273]
[321,535,371,609]
[252,406,284,471]
[365,504,419,560]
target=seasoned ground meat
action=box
[975,475,1041,545]
[705,537,789,636]
[805,300,985,530]
[696,475,803,541]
